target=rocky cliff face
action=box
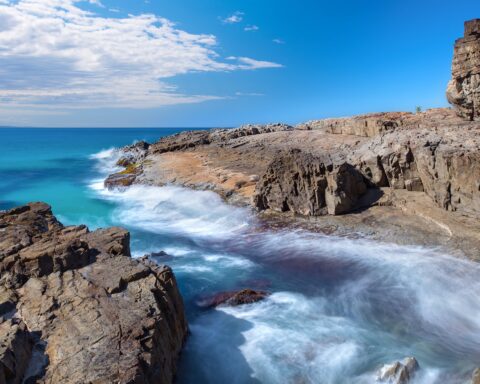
[0,203,187,384]
[253,150,367,215]
[447,19,480,120]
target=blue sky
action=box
[0,0,479,127]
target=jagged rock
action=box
[254,150,367,216]
[0,319,34,384]
[0,203,187,384]
[116,140,150,167]
[376,357,419,384]
[447,19,480,120]
[196,289,269,308]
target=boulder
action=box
[447,19,480,120]
[376,357,419,384]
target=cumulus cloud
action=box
[0,1,281,110]
[221,11,243,24]
[244,25,259,32]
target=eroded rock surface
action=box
[447,19,480,120]
[0,203,187,384]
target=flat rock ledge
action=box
[0,202,188,384]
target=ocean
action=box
[1,127,480,383]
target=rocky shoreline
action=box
[0,202,187,383]
[105,20,480,260]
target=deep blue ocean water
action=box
[1,128,480,384]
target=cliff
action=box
[0,203,188,384]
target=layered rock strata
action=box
[0,202,187,384]
[447,19,480,120]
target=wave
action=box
[88,146,480,383]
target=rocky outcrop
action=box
[376,357,419,384]
[254,150,367,215]
[149,123,293,155]
[196,289,269,308]
[447,19,480,120]
[0,203,187,384]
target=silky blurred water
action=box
[1,128,479,384]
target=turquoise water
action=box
[2,128,480,383]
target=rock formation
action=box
[254,151,367,215]
[447,19,480,120]
[376,357,419,384]
[196,289,269,308]
[0,203,187,384]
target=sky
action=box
[0,0,480,127]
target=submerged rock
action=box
[376,357,419,384]
[0,203,188,384]
[196,289,269,308]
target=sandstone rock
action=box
[447,19,480,120]
[254,150,367,216]
[376,357,419,384]
[0,203,187,384]
[196,289,269,308]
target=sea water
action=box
[1,128,480,383]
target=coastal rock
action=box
[447,19,480,120]
[376,357,419,384]
[0,319,34,384]
[254,150,367,216]
[196,289,269,308]
[116,140,150,167]
[0,203,187,384]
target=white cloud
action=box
[244,25,259,32]
[227,57,283,70]
[235,92,264,97]
[0,1,281,111]
[273,38,285,44]
[221,11,243,24]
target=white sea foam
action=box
[89,146,480,383]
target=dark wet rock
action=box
[0,203,187,384]
[196,289,269,308]
[254,150,368,216]
[377,357,419,384]
[447,19,480,120]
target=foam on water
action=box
[88,147,480,384]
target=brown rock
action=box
[472,368,480,384]
[447,19,480,120]
[254,150,367,216]
[0,203,187,384]
[0,319,33,384]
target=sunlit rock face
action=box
[447,19,480,120]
